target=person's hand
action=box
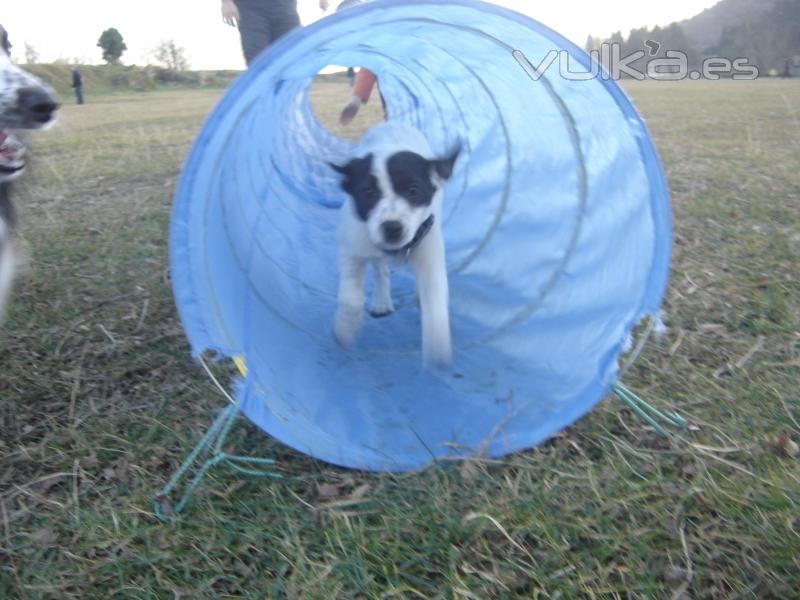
[319,0,330,11]
[222,0,240,27]
[339,95,362,125]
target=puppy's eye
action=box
[362,186,378,197]
[406,185,420,200]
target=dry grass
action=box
[0,79,798,598]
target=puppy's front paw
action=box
[423,345,453,371]
[334,306,362,348]
[369,299,395,319]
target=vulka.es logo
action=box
[514,43,760,82]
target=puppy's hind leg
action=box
[369,260,395,318]
[334,256,367,348]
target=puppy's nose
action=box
[18,87,59,124]
[381,220,405,243]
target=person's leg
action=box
[352,68,377,103]
[236,1,272,65]
[266,0,301,43]
[339,69,381,125]
[75,86,84,105]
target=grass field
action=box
[1,78,799,598]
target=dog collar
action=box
[383,215,435,259]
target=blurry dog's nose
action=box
[18,87,59,124]
[381,220,404,243]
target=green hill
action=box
[702,0,800,71]
[680,0,780,52]
[600,0,799,74]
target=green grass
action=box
[1,79,799,598]
[25,64,240,97]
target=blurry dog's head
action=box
[331,143,459,251]
[0,24,59,181]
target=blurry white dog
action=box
[330,122,459,368]
[0,25,59,319]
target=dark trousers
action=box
[74,85,84,105]
[235,0,300,65]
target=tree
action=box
[97,28,127,64]
[626,26,649,55]
[152,40,190,71]
[24,43,39,64]
[658,23,698,69]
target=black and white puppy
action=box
[0,24,59,319]
[331,122,459,368]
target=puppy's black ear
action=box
[431,144,461,181]
[329,162,349,176]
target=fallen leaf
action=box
[224,480,247,496]
[765,432,799,458]
[154,495,175,519]
[81,453,99,470]
[349,483,370,500]
[317,483,342,499]
[663,565,691,587]
[30,528,55,545]
[31,475,64,495]
[339,474,356,487]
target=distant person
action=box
[334,0,383,125]
[345,66,356,87]
[783,58,792,79]
[71,67,84,105]
[336,0,362,86]
[222,0,330,66]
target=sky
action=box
[3,0,720,70]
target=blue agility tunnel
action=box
[169,0,671,471]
